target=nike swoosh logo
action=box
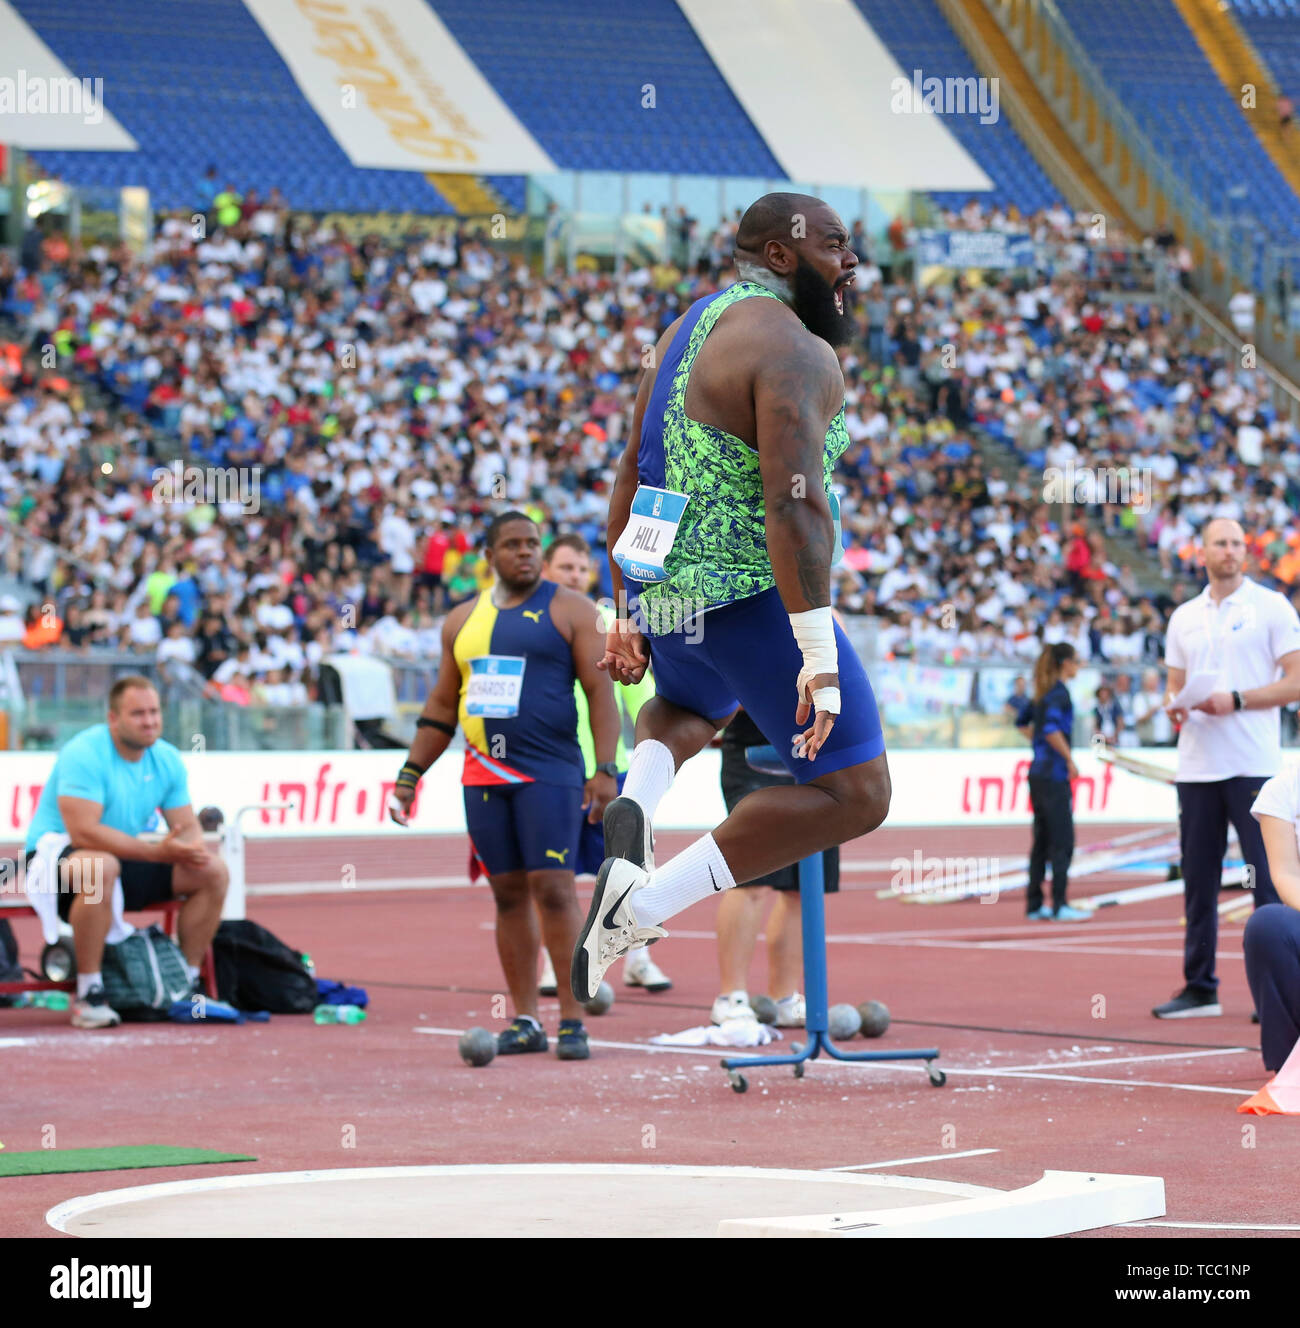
[709,865,720,892]
[602,880,637,931]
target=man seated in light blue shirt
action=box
[24,675,228,1028]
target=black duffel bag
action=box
[213,919,318,1013]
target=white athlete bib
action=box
[613,485,690,583]
[465,655,527,718]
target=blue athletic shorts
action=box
[464,782,584,876]
[639,587,885,784]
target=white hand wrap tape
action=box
[810,686,841,715]
[789,607,840,715]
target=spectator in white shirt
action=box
[1133,667,1174,745]
[1156,518,1300,1019]
[126,603,163,652]
[156,621,197,667]
[378,506,417,577]
[213,646,255,685]
[0,595,26,645]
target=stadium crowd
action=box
[1,190,1298,723]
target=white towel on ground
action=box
[650,1019,783,1048]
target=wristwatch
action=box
[595,762,619,778]
[1232,690,1245,712]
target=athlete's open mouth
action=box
[833,274,854,314]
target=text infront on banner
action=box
[0,748,1183,838]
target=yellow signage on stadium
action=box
[298,0,480,164]
[245,0,555,175]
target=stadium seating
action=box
[11,0,1071,217]
[1231,0,1300,102]
[1056,0,1300,246]
[10,0,456,214]
[428,0,782,177]
[852,0,1058,214]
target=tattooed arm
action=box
[755,329,844,614]
[754,326,845,760]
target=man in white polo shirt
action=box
[1157,518,1300,1017]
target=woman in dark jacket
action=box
[1018,642,1090,922]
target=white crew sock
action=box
[621,739,676,820]
[185,962,201,984]
[76,972,103,999]
[634,833,737,927]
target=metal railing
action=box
[6,650,348,751]
[992,0,1292,303]
[13,647,1298,751]
[938,0,1107,217]
[13,694,347,752]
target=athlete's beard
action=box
[792,257,855,347]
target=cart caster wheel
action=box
[41,940,75,983]
[793,1063,805,1079]
[926,1064,947,1088]
[728,1073,748,1094]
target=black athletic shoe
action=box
[1152,986,1222,1019]
[555,1019,590,1061]
[497,1017,547,1054]
[603,795,654,872]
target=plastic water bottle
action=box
[313,1004,366,1025]
[12,991,71,1010]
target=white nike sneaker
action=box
[539,950,557,997]
[711,990,755,1025]
[71,985,122,1030]
[603,795,655,873]
[624,948,672,992]
[571,858,666,1002]
[775,992,806,1028]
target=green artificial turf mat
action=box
[0,1145,256,1177]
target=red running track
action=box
[1,823,1290,1239]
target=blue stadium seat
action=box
[1230,1,1300,105]
[1058,0,1300,251]
[11,0,456,213]
[852,0,1058,213]
[428,0,781,176]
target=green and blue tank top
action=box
[630,281,849,631]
